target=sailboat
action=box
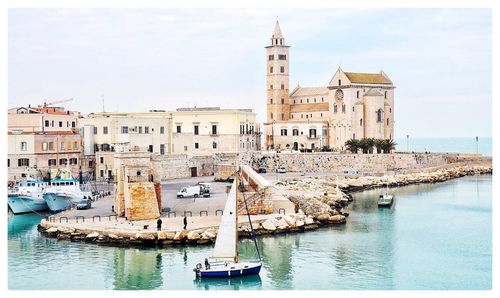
[194,175,262,278]
[378,176,394,208]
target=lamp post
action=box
[406,134,409,152]
[476,136,479,154]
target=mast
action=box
[239,173,262,263]
[235,174,239,263]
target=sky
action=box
[8,8,492,138]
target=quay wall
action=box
[236,152,491,175]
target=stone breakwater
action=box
[276,164,492,223]
[37,212,323,247]
[37,164,491,247]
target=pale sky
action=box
[8,8,492,138]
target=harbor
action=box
[9,174,492,290]
[35,161,491,247]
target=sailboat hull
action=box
[197,262,261,278]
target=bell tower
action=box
[265,21,290,124]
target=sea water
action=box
[394,137,491,156]
[8,175,491,290]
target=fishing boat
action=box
[43,169,93,212]
[8,178,49,214]
[193,174,262,278]
[378,177,394,208]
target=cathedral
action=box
[264,21,395,151]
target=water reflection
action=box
[193,274,262,290]
[258,235,294,288]
[113,248,164,290]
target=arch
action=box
[377,109,383,122]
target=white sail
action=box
[212,179,238,261]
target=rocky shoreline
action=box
[37,164,491,247]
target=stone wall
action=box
[151,154,214,181]
[231,151,478,175]
[124,183,160,221]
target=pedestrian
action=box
[204,258,210,270]
[183,216,188,230]
[157,218,162,231]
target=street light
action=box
[406,134,409,152]
[476,136,479,154]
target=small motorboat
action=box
[194,173,262,278]
[378,176,394,207]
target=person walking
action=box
[183,216,188,230]
[157,218,162,231]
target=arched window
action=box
[385,91,388,99]
[270,98,273,104]
[270,112,273,119]
[334,104,337,113]
[356,91,360,98]
[281,98,284,104]
[307,98,309,103]
[342,104,346,113]
[387,118,389,125]
[377,109,383,122]
[360,118,363,126]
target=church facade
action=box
[264,21,395,151]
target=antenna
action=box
[101,94,105,113]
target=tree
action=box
[358,138,375,153]
[381,139,397,153]
[374,139,385,153]
[345,139,360,153]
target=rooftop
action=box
[344,72,392,85]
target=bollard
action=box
[92,215,102,222]
[59,217,68,223]
[167,211,176,218]
[215,210,223,216]
[184,211,192,217]
[108,215,118,221]
[200,210,208,217]
[278,208,286,215]
[75,216,85,223]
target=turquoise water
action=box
[394,137,492,156]
[8,175,491,290]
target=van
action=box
[177,186,202,198]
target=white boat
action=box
[8,179,49,214]
[378,176,394,207]
[43,169,93,212]
[193,175,262,278]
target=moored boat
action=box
[43,169,93,212]
[194,173,262,278]
[378,176,394,207]
[8,179,48,214]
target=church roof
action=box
[290,86,329,97]
[272,21,283,38]
[290,103,329,113]
[364,88,384,96]
[344,72,392,85]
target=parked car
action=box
[177,185,202,198]
[258,167,267,173]
[76,198,92,210]
[343,168,358,175]
[277,166,287,173]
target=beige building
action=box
[78,107,260,181]
[264,21,395,151]
[7,106,83,181]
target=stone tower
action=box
[265,21,290,124]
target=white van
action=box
[177,186,201,198]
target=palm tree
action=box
[382,139,397,153]
[344,139,360,153]
[374,139,385,153]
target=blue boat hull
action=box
[43,193,79,212]
[8,195,48,214]
[199,264,261,278]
